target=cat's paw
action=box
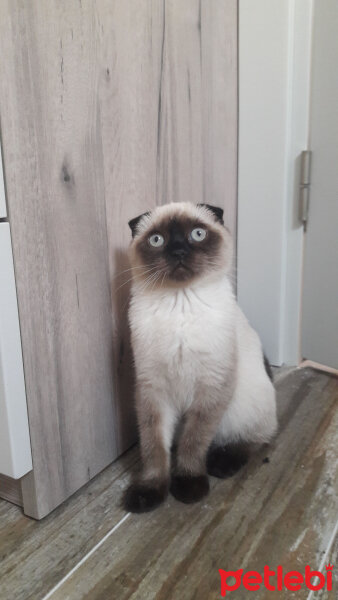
[123,481,168,513]
[170,474,210,504]
[207,443,249,479]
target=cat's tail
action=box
[263,353,273,381]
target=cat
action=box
[123,202,277,513]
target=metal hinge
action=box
[299,150,312,231]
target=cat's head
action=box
[128,202,233,289]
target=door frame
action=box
[237,0,313,366]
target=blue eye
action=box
[149,233,164,247]
[190,228,207,242]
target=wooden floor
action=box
[0,367,337,600]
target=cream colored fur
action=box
[129,202,277,474]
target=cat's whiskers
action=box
[160,270,167,290]
[114,265,160,292]
[140,275,159,296]
[113,262,158,280]
[148,268,167,293]
[149,274,162,295]
[117,269,161,316]
[140,266,168,295]
[154,268,168,292]
[137,269,162,295]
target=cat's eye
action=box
[190,227,207,242]
[149,233,164,247]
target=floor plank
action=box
[0,449,139,600]
[317,531,337,599]
[49,368,337,600]
[1,368,337,600]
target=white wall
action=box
[238,0,313,366]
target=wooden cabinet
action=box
[0,0,237,519]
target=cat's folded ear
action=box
[197,203,224,225]
[128,211,150,238]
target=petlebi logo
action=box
[219,564,334,596]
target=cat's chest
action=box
[131,287,233,365]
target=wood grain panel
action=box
[0,0,237,518]
[0,475,22,507]
[0,1,119,518]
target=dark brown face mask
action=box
[129,204,226,285]
[128,203,224,237]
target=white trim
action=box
[282,0,314,365]
[238,0,313,366]
[299,360,338,378]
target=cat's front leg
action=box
[123,391,175,513]
[171,389,226,504]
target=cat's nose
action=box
[171,244,188,259]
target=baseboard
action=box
[299,360,338,377]
[0,473,23,507]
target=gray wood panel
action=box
[0,0,237,518]
[0,475,22,507]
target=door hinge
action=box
[299,150,312,231]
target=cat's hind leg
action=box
[207,354,276,479]
[206,441,250,479]
[207,375,277,479]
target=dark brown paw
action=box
[170,474,209,504]
[207,443,249,479]
[123,481,168,513]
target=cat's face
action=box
[128,202,232,289]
